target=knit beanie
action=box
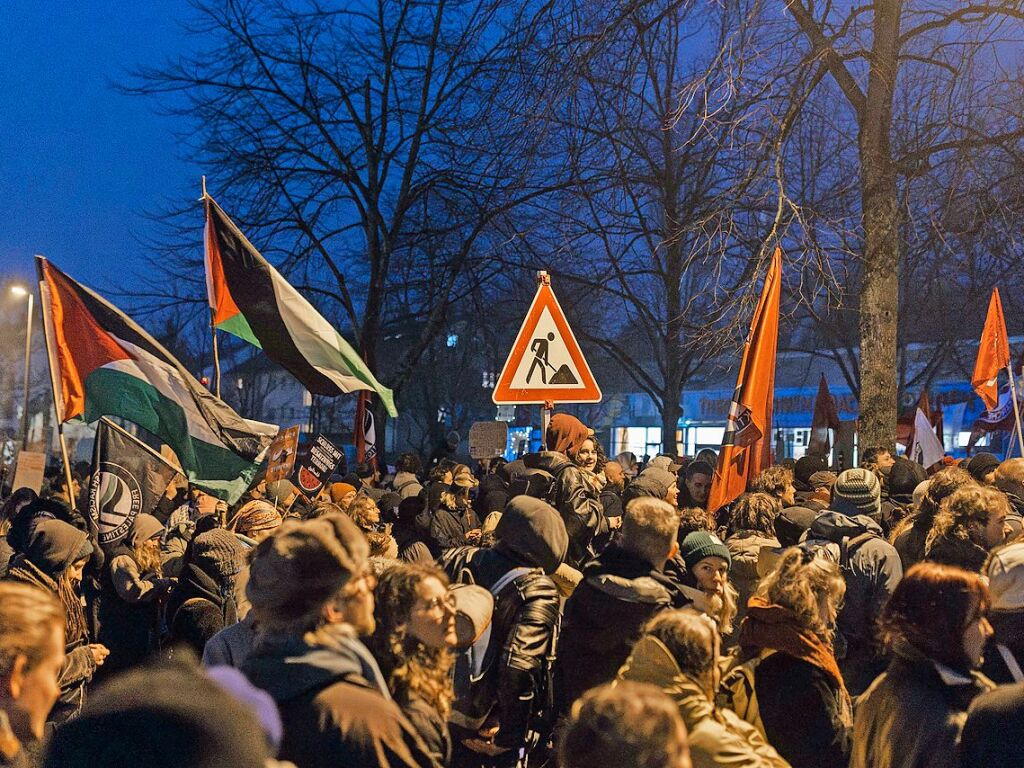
[679,531,731,572]
[775,506,818,547]
[247,513,368,628]
[831,468,881,519]
[329,482,357,504]
[808,471,838,491]
[127,514,163,548]
[987,543,1024,611]
[795,454,828,490]
[230,500,283,538]
[966,452,1001,483]
[622,467,675,506]
[192,529,248,579]
[888,458,927,500]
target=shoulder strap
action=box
[997,644,1024,683]
[490,566,535,597]
[840,532,877,569]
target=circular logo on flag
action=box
[90,461,143,545]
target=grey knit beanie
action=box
[192,528,248,578]
[831,468,881,519]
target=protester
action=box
[965,452,1000,484]
[0,582,65,768]
[724,493,781,635]
[792,454,828,504]
[228,499,283,544]
[0,489,36,575]
[3,520,107,724]
[441,496,564,765]
[622,466,679,509]
[924,485,1011,571]
[889,465,974,570]
[556,497,678,714]
[393,497,435,566]
[675,532,737,636]
[851,563,994,768]
[801,507,903,695]
[428,465,481,552]
[859,446,894,476]
[328,482,358,511]
[242,513,436,768]
[558,681,692,768]
[750,466,796,509]
[960,681,1024,768]
[97,514,175,674]
[618,608,788,768]
[167,528,248,658]
[881,458,926,534]
[679,461,713,510]
[993,458,1024,523]
[731,548,850,768]
[980,541,1024,683]
[43,661,284,768]
[391,453,425,499]
[369,564,457,766]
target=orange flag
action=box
[707,248,782,515]
[972,288,1010,411]
[808,374,840,457]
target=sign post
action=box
[493,271,601,434]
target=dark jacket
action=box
[555,544,671,713]
[428,504,480,553]
[474,473,510,519]
[851,645,993,768]
[802,511,903,694]
[168,562,237,657]
[524,452,604,568]
[754,652,850,768]
[442,498,565,752]
[401,696,451,768]
[960,681,1024,768]
[890,512,935,572]
[924,532,989,573]
[980,610,1024,685]
[244,629,438,768]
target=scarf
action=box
[739,596,851,715]
[6,555,88,645]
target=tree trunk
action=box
[856,0,901,452]
[661,396,682,455]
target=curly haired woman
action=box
[368,563,458,766]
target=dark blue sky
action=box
[0,2,201,292]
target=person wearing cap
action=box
[167,528,249,658]
[440,496,564,762]
[622,467,680,510]
[229,499,284,545]
[803,471,837,511]
[555,498,679,717]
[97,514,175,675]
[793,454,828,503]
[801,468,903,695]
[965,452,1000,485]
[978,541,1024,684]
[428,465,482,554]
[674,531,738,636]
[369,564,460,766]
[4,519,108,725]
[242,514,437,768]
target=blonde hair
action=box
[347,496,381,532]
[621,498,679,566]
[755,548,846,636]
[0,582,64,676]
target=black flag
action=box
[89,418,184,547]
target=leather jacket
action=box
[523,452,605,567]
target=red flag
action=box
[973,288,1010,410]
[808,374,840,456]
[707,248,782,514]
[355,390,378,471]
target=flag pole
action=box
[1007,364,1024,459]
[35,255,77,510]
[201,178,222,399]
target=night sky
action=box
[0,2,201,292]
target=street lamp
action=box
[10,285,33,450]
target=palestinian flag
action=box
[204,195,397,417]
[37,257,277,503]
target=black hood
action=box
[494,495,568,574]
[804,509,882,543]
[24,519,92,578]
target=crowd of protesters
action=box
[3,414,1024,767]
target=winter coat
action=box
[555,544,672,713]
[401,696,451,768]
[890,512,935,571]
[850,644,994,768]
[523,452,604,568]
[980,610,1024,685]
[726,530,780,637]
[960,681,1024,768]
[618,635,790,768]
[428,504,480,553]
[168,562,238,658]
[802,511,903,694]
[243,627,439,768]
[390,472,424,500]
[203,612,258,668]
[442,499,565,751]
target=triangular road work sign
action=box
[493,274,601,404]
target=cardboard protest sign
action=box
[292,433,344,498]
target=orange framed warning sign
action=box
[492,273,601,404]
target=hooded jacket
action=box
[726,530,781,638]
[618,635,789,768]
[555,544,672,713]
[924,529,989,573]
[442,497,564,751]
[802,511,903,695]
[243,626,438,768]
[523,452,604,568]
[850,643,994,768]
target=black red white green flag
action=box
[203,194,397,417]
[37,257,276,503]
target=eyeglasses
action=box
[417,595,456,614]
